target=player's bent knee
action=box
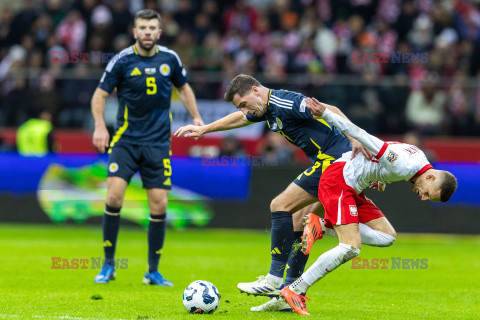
[270,196,284,212]
[338,243,361,263]
[385,233,396,247]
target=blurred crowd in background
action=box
[1,0,480,140]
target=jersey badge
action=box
[109,162,119,173]
[145,67,156,75]
[130,67,142,76]
[160,64,171,76]
[386,150,398,163]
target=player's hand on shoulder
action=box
[369,181,386,192]
[92,125,110,153]
[174,124,206,139]
[305,97,326,118]
[351,139,374,160]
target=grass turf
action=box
[0,224,479,319]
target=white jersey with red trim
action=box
[321,109,432,194]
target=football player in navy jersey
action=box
[91,9,203,286]
[176,74,397,312]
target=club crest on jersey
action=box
[271,122,278,130]
[145,67,156,75]
[109,162,119,173]
[160,64,170,76]
[349,205,358,216]
[276,117,283,129]
[386,150,398,163]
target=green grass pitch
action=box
[0,224,478,319]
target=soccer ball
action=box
[182,280,220,314]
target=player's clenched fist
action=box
[93,125,110,153]
[174,125,206,139]
[305,97,326,117]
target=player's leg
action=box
[95,145,138,283]
[250,202,323,312]
[283,223,361,315]
[282,162,362,315]
[103,176,129,264]
[140,145,173,287]
[357,195,396,247]
[238,182,316,297]
[304,216,396,248]
[285,202,324,286]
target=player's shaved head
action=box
[438,170,457,202]
[134,9,161,28]
[224,74,261,102]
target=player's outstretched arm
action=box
[319,103,373,160]
[176,83,204,126]
[91,87,110,153]
[174,111,252,138]
[305,98,385,156]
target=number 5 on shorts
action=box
[163,159,172,176]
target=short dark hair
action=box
[439,171,458,202]
[224,74,261,102]
[134,9,161,27]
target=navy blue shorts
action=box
[293,159,333,196]
[107,144,172,189]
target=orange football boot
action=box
[280,286,310,316]
[301,213,324,255]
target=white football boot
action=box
[250,297,292,312]
[237,275,281,296]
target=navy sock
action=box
[148,213,166,273]
[285,231,309,286]
[268,211,294,278]
[103,205,121,266]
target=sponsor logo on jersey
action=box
[145,67,156,75]
[349,205,358,216]
[160,64,170,76]
[386,150,398,163]
[276,117,283,129]
[109,162,119,173]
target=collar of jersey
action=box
[132,44,159,57]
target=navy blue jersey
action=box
[98,44,188,147]
[247,89,351,163]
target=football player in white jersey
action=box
[280,98,458,315]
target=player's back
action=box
[250,89,351,163]
[338,142,432,193]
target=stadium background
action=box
[0,0,478,232]
[0,1,479,319]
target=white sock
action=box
[358,224,396,247]
[266,273,283,287]
[291,243,360,294]
[324,223,395,247]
